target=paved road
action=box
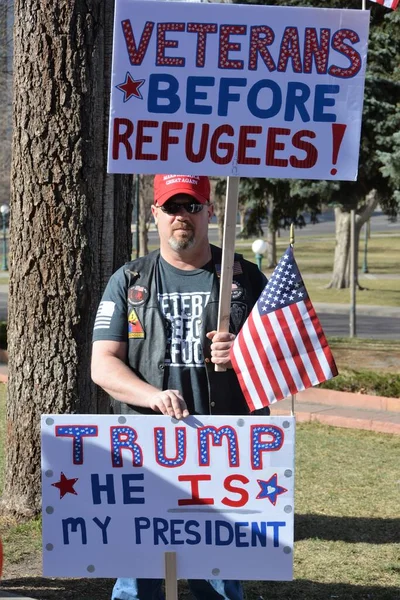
[0,289,397,340]
[146,208,399,246]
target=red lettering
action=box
[121,20,154,66]
[266,128,290,167]
[221,475,249,508]
[277,27,302,73]
[160,122,183,161]
[329,29,362,78]
[248,26,276,72]
[210,125,234,165]
[304,28,330,75]
[112,118,134,160]
[219,25,246,70]
[178,474,214,506]
[135,120,159,161]
[186,123,209,163]
[187,23,218,68]
[238,126,262,165]
[157,23,185,67]
[290,130,318,168]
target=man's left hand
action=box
[206,331,235,369]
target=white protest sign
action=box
[107,0,369,180]
[42,414,295,580]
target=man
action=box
[91,174,268,600]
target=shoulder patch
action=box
[128,308,145,339]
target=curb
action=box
[272,406,400,435]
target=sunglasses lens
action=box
[186,203,204,214]
[161,202,204,215]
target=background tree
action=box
[0,1,13,206]
[2,0,133,517]
[235,0,399,286]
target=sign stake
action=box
[215,176,240,372]
[165,551,178,600]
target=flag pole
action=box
[290,223,296,417]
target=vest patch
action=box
[128,285,149,306]
[128,308,145,339]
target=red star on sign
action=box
[116,72,145,102]
[52,472,79,499]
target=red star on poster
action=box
[51,472,79,499]
[116,72,145,102]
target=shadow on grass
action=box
[295,513,400,544]
[0,578,399,600]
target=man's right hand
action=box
[148,390,189,420]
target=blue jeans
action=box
[111,577,244,600]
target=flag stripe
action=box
[231,245,338,411]
[277,307,314,389]
[231,318,263,411]
[288,302,326,384]
[298,300,338,380]
[262,310,301,396]
[247,311,284,402]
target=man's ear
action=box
[151,204,158,226]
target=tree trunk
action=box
[3,0,133,518]
[327,192,379,289]
[266,196,277,268]
[138,174,153,256]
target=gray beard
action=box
[168,231,195,251]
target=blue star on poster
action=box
[116,72,145,102]
[256,473,287,505]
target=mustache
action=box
[172,224,193,231]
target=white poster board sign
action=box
[107,0,369,180]
[41,415,295,580]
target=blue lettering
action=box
[218,78,247,117]
[62,517,87,545]
[313,84,339,122]
[134,517,150,544]
[185,520,201,545]
[170,519,185,545]
[284,82,311,122]
[122,473,145,504]
[247,80,281,119]
[148,74,180,113]
[235,522,249,547]
[153,517,169,545]
[251,521,267,547]
[186,77,214,115]
[267,521,286,547]
[91,474,115,505]
[93,516,111,544]
[215,520,234,546]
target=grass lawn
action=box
[149,232,400,307]
[0,386,399,599]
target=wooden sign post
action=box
[215,176,240,372]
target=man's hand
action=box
[148,389,189,419]
[206,330,235,369]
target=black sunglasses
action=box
[159,201,206,215]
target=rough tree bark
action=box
[0,1,12,205]
[2,0,133,517]
[327,191,379,289]
[138,174,153,256]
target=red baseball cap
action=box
[154,174,211,206]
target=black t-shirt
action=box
[157,256,214,414]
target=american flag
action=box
[231,246,338,411]
[369,0,398,9]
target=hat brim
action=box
[155,186,209,206]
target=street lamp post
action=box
[252,239,267,271]
[0,205,9,272]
